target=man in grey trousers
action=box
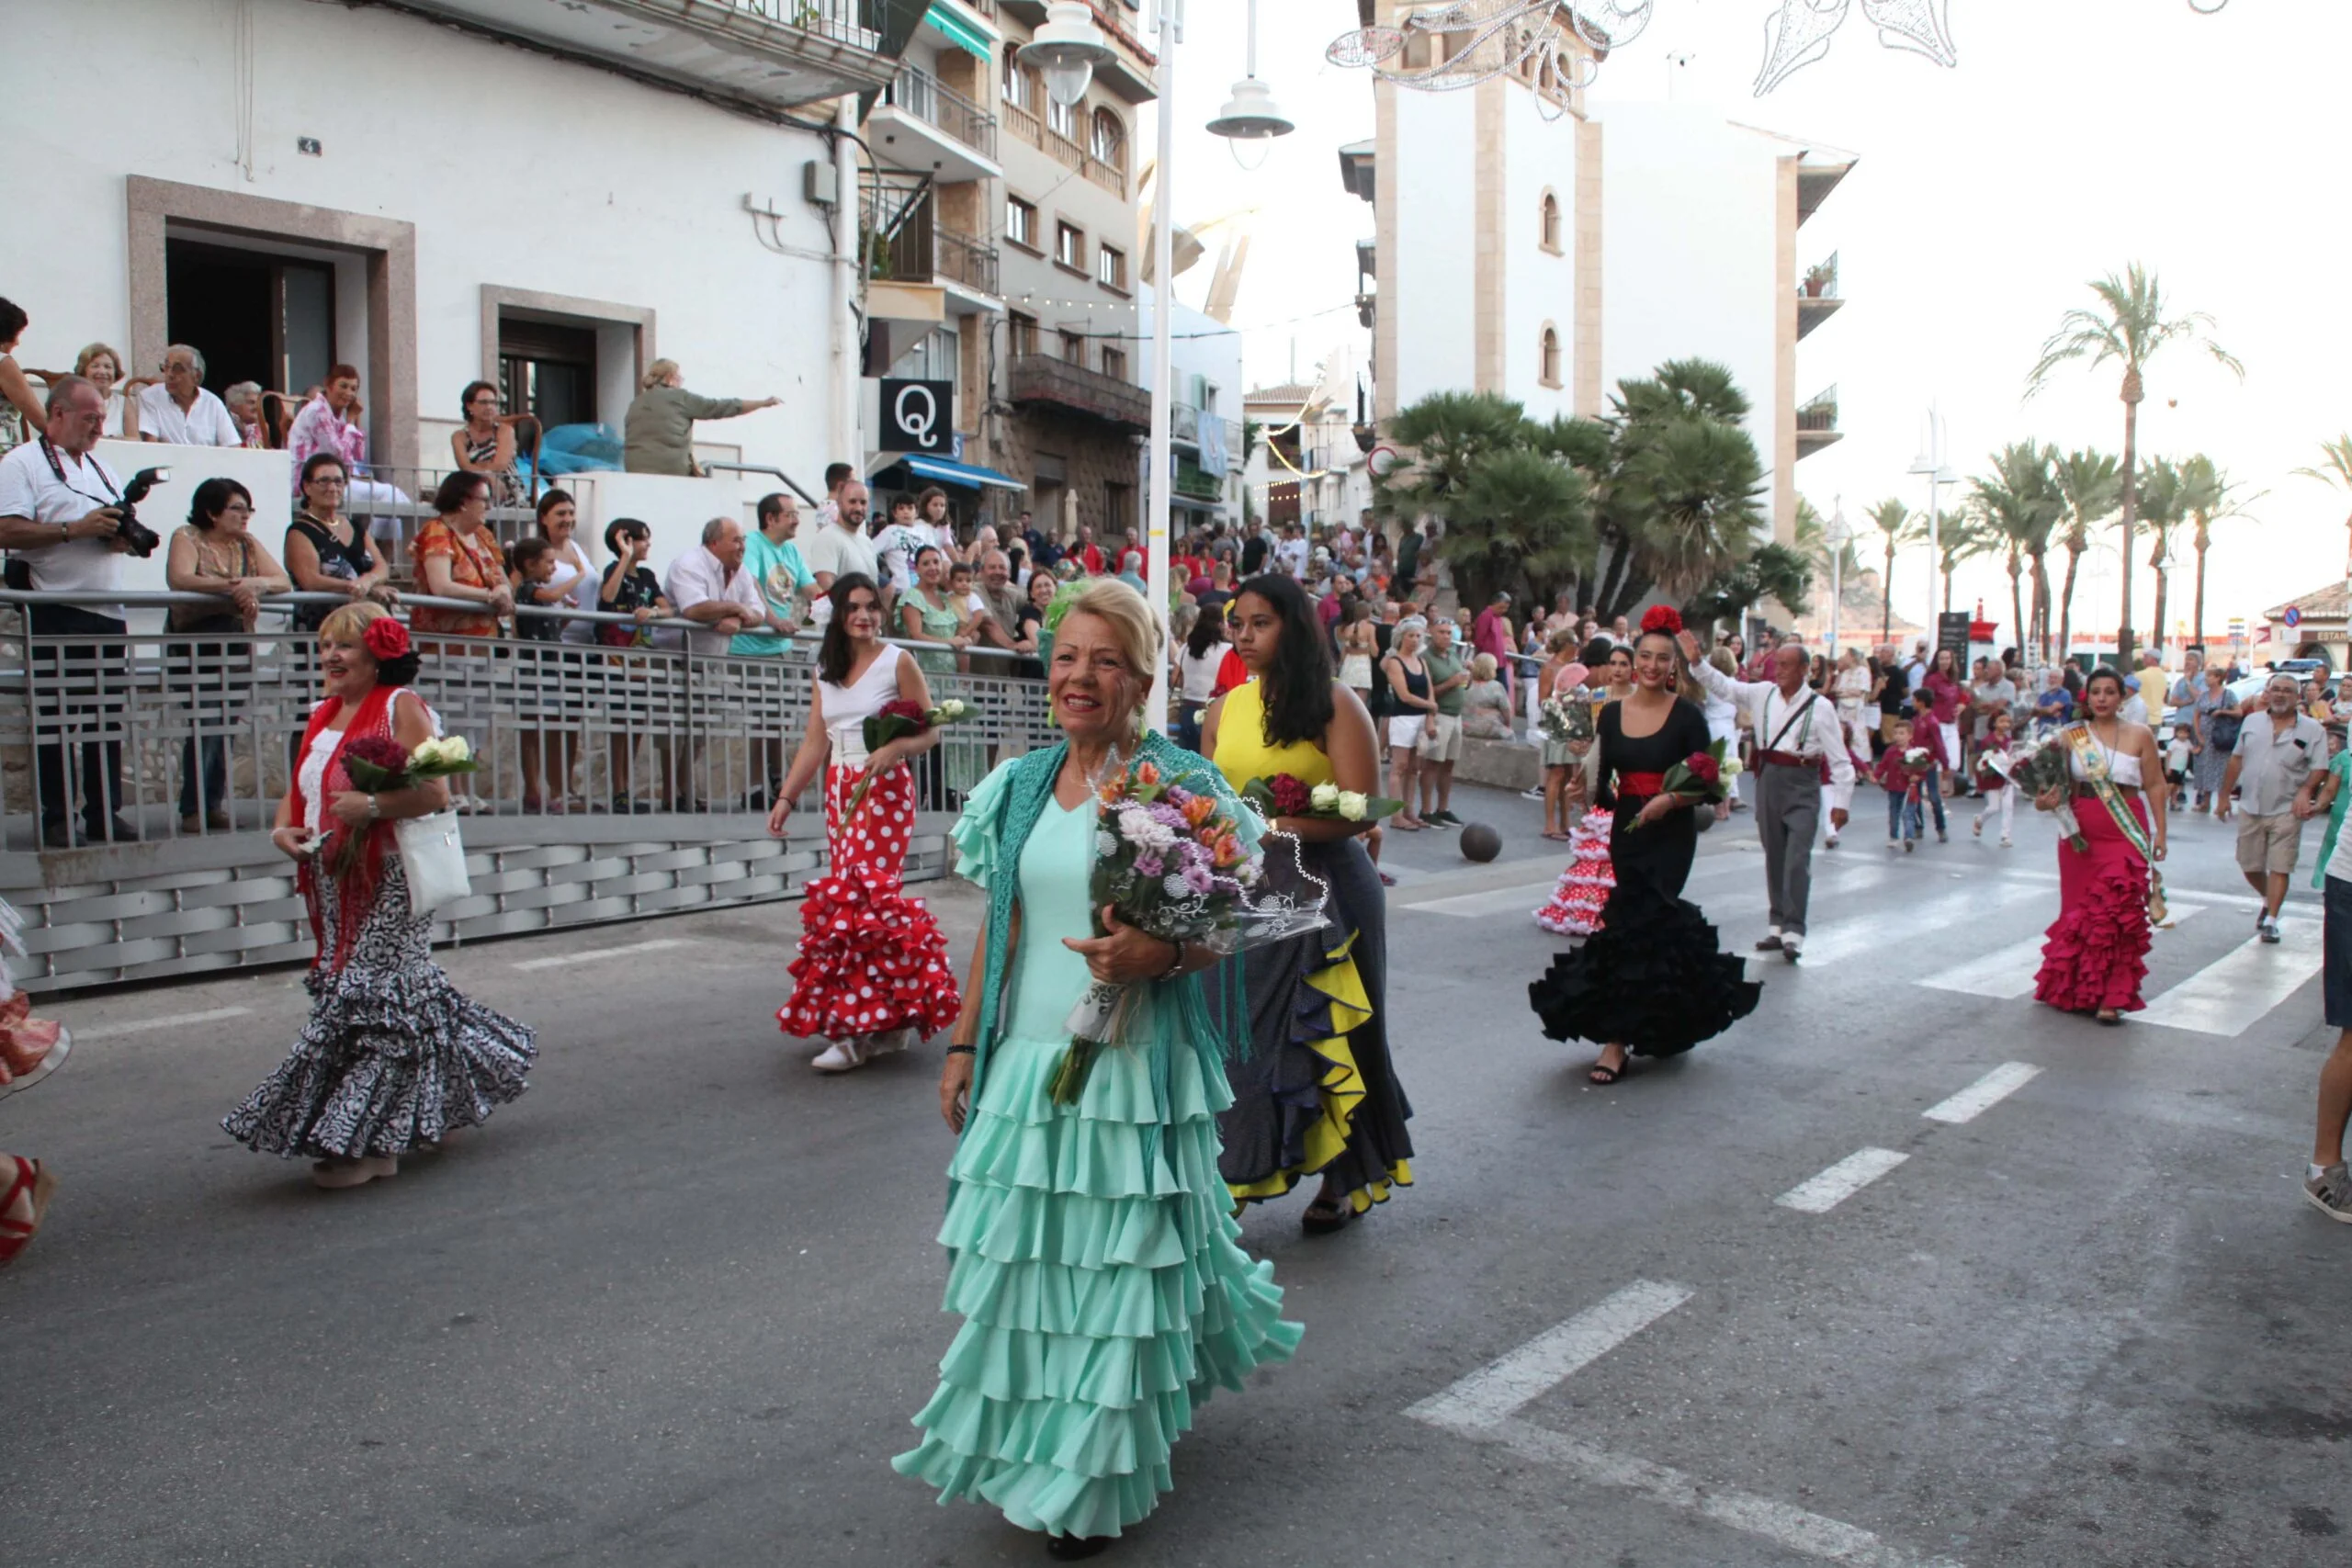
[1681,631,1855,962]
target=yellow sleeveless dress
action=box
[1208,680,1413,1215]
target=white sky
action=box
[1148,0,2351,647]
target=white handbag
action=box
[394,809,471,915]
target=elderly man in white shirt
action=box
[664,516,775,657]
[1680,629,1854,962]
[136,344,242,447]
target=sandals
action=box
[1301,1194,1358,1235]
[0,1156,58,1266]
[1588,1054,1630,1085]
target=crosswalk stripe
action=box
[1920,905,2207,1000]
[1792,879,2041,968]
[2136,919,2324,1036]
[1922,1062,2043,1123]
[1774,1148,1910,1213]
[1405,1280,1694,1429]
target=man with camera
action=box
[0,375,144,846]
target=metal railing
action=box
[737,0,884,51]
[1796,387,1840,434]
[0,590,1048,854]
[1801,251,1840,300]
[882,62,998,157]
[1170,402,1201,445]
[1002,102,1127,197]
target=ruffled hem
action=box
[1225,933,1412,1216]
[2032,863,2153,1014]
[779,869,961,1039]
[1528,886,1758,1056]
[899,1032,1300,1538]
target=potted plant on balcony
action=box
[1803,262,1833,299]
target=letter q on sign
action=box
[880,378,954,454]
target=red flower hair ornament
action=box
[1639,604,1684,637]
[362,618,412,661]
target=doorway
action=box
[164,238,335,400]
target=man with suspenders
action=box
[1682,631,1855,962]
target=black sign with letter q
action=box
[879,378,954,454]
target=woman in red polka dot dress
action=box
[767,574,961,1071]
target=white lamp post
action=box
[1908,407,1958,633]
[1826,497,1851,654]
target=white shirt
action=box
[1275,536,1308,579]
[1690,657,1857,809]
[873,522,932,590]
[0,440,129,618]
[136,383,242,447]
[800,520,879,587]
[663,545,769,656]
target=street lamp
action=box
[1826,497,1852,653]
[1908,407,1958,634]
[1018,2,1116,108]
[1205,0,1295,168]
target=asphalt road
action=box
[6,777,2348,1567]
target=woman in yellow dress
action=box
[1201,574,1413,1233]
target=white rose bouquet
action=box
[1240,772,1402,825]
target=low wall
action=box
[1453,734,1541,792]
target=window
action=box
[1539,324,1561,388]
[1007,195,1037,250]
[1100,345,1126,381]
[1096,243,1126,291]
[1539,190,1562,253]
[1090,107,1126,170]
[1056,220,1084,270]
[888,324,959,383]
[1009,311,1039,358]
[1003,54,1034,112]
[1061,330,1087,366]
[1048,91,1079,141]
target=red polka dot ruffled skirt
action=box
[778,762,962,1042]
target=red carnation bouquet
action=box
[322,730,479,875]
[842,695,969,817]
[1239,771,1402,825]
[1629,738,1730,829]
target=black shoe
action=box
[1046,1536,1113,1561]
[40,818,74,849]
[1755,933,1783,953]
[88,815,140,843]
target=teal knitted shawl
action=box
[961,731,1253,1142]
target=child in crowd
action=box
[508,536,563,642]
[1874,716,1930,852]
[2163,721,2198,812]
[1973,709,2019,847]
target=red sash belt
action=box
[1756,749,1811,768]
[1620,771,1667,795]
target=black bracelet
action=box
[1156,942,1190,982]
[945,1043,976,1055]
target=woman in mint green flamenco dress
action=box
[895,580,1301,1560]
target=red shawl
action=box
[291,684,401,970]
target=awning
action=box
[926,4,992,60]
[874,452,1028,491]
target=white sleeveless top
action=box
[2067,732,2144,786]
[820,643,904,766]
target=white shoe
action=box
[870,1025,916,1055]
[1999,835,2012,847]
[812,1037,869,1072]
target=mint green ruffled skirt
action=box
[892,1026,1303,1539]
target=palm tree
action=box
[1378,390,1598,611]
[2178,454,2259,654]
[2292,435,2352,610]
[1973,442,2063,659]
[1906,502,1996,614]
[2026,264,2243,664]
[1615,415,1768,599]
[1864,497,1910,638]
[2052,448,2121,661]
[2133,457,2187,654]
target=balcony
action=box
[1170,402,1201,447]
[1795,385,1842,457]
[1001,2,1158,102]
[1173,458,1222,504]
[390,0,910,113]
[1796,251,1843,341]
[1003,102,1128,198]
[1009,354,1150,432]
[867,62,1001,184]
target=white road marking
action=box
[1919,904,2206,1000]
[1792,880,2041,968]
[1402,880,1562,918]
[2135,919,2324,1036]
[1428,1416,1965,1568]
[1921,1062,2043,1124]
[1775,1148,1910,1213]
[1404,1280,1693,1429]
[69,1006,254,1042]
[512,937,695,971]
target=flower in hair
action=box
[1639,604,1685,637]
[363,617,412,661]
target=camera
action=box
[113,466,167,558]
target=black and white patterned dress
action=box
[225,705,536,1160]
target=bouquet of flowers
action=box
[326,733,479,875]
[1901,745,1935,773]
[842,697,969,817]
[1240,772,1403,826]
[1539,685,1598,748]
[1996,733,2087,852]
[1052,756,1329,1105]
[1629,738,1729,829]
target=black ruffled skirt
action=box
[1528,803,1758,1056]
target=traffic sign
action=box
[2283,605,2302,628]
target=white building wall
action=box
[1388,90,1479,409]
[1501,90,1578,423]
[1593,102,1782,474]
[7,0,839,490]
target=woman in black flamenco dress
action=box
[1528,615,1759,1083]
